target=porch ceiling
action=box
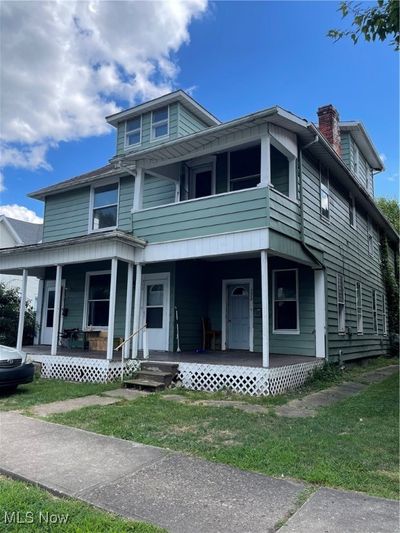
[0,231,145,274]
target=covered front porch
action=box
[23,345,314,368]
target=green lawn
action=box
[0,476,165,533]
[0,377,118,412]
[49,372,399,499]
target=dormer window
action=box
[151,106,169,139]
[126,117,141,147]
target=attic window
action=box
[126,117,141,146]
[320,165,330,220]
[152,106,169,139]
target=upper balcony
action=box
[131,132,301,245]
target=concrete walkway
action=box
[276,365,398,418]
[0,411,398,533]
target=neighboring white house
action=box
[0,215,43,309]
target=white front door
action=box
[227,283,250,350]
[41,280,65,345]
[141,273,170,351]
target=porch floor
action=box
[24,345,316,368]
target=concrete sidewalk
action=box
[0,411,398,533]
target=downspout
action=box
[298,135,329,361]
[298,135,324,269]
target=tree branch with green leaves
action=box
[328,1,400,51]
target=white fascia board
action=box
[136,228,269,264]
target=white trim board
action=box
[138,228,270,263]
[221,278,254,352]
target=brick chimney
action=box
[317,104,341,156]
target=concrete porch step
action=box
[141,361,179,376]
[124,379,165,392]
[136,370,173,385]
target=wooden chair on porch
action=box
[201,317,221,351]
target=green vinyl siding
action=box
[340,132,351,169]
[42,176,134,241]
[42,187,90,242]
[269,188,301,241]
[118,175,134,231]
[178,103,209,136]
[301,154,390,361]
[133,186,269,243]
[143,174,176,208]
[340,133,373,196]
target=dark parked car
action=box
[0,345,34,391]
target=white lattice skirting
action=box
[32,354,323,395]
[177,360,323,396]
[32,355,140,383]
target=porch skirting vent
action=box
[31,355,322,396]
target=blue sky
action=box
[1,1,398,221]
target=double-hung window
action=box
[349,195,356,228]
[337,274,346,334]
[273,269,299,333]
[372,290,378,334]
[91,182,119,231]
[382,293,388,335]
[367,218,374,256]
[85,272,111,329]
[151,106,169,139]
[355,281,363,334]
[125,117,141,147]
[320,165,330,220]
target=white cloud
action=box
[0,0,207,170]
[0,204,43,223]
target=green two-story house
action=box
[2,91,398,393]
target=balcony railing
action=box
[132,186,269,243]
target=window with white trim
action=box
[355,281,363,334]
[125,117,141,147]
[91,182,118,231]
[337,274,346,333]
[273,269,299,333]
[85,272,111,328]
[372,289,378,334]
[349,195,356,228]
[353,143,359,177]
[320,165,330,220]
[382,293,387,335]
[367,217,374,256]
[151,106,169,139]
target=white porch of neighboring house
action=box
[1,233,326,395]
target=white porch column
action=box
[133,165,144,212]
[131,263,143,359]
[123,262,134,359]
[16,269,28,352]
[107,257,118,360]
[51,265,62,356]
[314,269,326,358]
[261,250,269,368]
[260,132,271,186]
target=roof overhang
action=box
[29,165,132,201]
[0,231,145,275]
[106,90,221,128]
[339,122,384,170]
